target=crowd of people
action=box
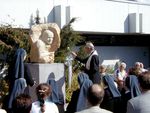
[67,42,150,113]
[0,42,150,113]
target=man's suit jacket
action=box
[75,106,112,113]
[126,90,150,113]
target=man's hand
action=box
[71,51,77,58]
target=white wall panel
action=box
[0,0,150,33]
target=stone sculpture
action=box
[29,23,60,63]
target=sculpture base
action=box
[25,63,65,113]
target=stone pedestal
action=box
[25,63,65,112]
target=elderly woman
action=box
[114,62,128,91]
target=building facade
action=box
[0,0,150,68]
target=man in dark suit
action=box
[72,42,100,84]
[126,71,150,113]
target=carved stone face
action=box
[41,30,54,45]
[29,23,60,63]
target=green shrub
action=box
[0,79,9,104]
[66,73,79,103]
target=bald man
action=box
[76,84,112,113]
[72,42,100,84]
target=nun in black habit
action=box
[47,72,61,104]
[121,75,141,113]
[8,48,34,89]
[3,48,35,112]
[65,72,93,113]
[100,74,122,113]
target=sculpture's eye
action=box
[48,37,51,42]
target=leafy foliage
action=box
[0,25,30,63]
[66,73,79,103]
[0,79,9,103]
[55,18,85,63]
[55,18,86,102]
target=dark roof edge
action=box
[76,31,150,36]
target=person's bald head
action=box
[87,84,104,106]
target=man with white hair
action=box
[72,42,100,84]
